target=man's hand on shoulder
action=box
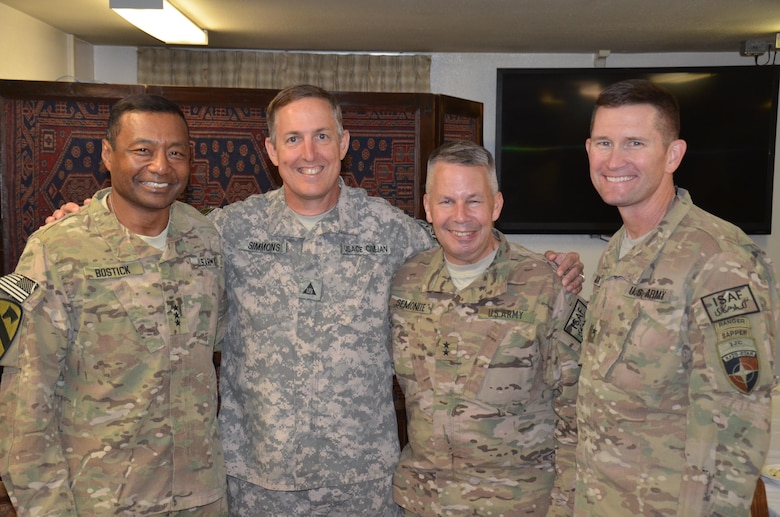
[43,199,91,226]
[545,250,585,295]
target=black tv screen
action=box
[496,66,780,234]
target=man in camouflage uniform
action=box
[389,141,585,516]
[575,79,779,516]
[0,94,228,515]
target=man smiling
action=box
[575,79,779,516]
[389,141,584,516]
[0,94,227,516]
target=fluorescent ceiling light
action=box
[110,0,208,45]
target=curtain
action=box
[137,48,431,92]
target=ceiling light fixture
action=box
[110,0,208,45]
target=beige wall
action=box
[0,3,92,82]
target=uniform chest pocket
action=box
[588,301,640,380]
[473,321,543,408]
[79,281,164,352]
[72,282,165,387]
[392,308,437,391]
[178,263,220,340]
[317,254,386,329]
[591,299,685,402]
[230,249,293,333]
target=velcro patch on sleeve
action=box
[701,285,760,323]
[564,298,587,343]
[0,273,39,304]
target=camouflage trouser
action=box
[167,496,228,516]
[226,475,400,517]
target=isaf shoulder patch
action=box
[701,285,759,323]
[718,332,759,394]
[564,298,587,343]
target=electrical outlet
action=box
[740,39,770,56]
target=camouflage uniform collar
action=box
[421,230,509,301]
[271,178,362,238]
[91,188,188,260]
[604,187,693,284]
[91,187,138,259]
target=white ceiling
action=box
[2,0,779,54]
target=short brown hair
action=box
[266,85,344,143]
[591,79,681,144]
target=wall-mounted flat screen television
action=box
[496,66,780,234]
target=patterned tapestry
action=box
[1,85,481,274]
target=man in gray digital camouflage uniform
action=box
[211,84,437,516]
[389,141,585,517]
[575,78,779,516]
[0,94,228,515]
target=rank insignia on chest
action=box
[298,279,323,301]
[435,338,459,361]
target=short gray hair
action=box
[425,140,498,194]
